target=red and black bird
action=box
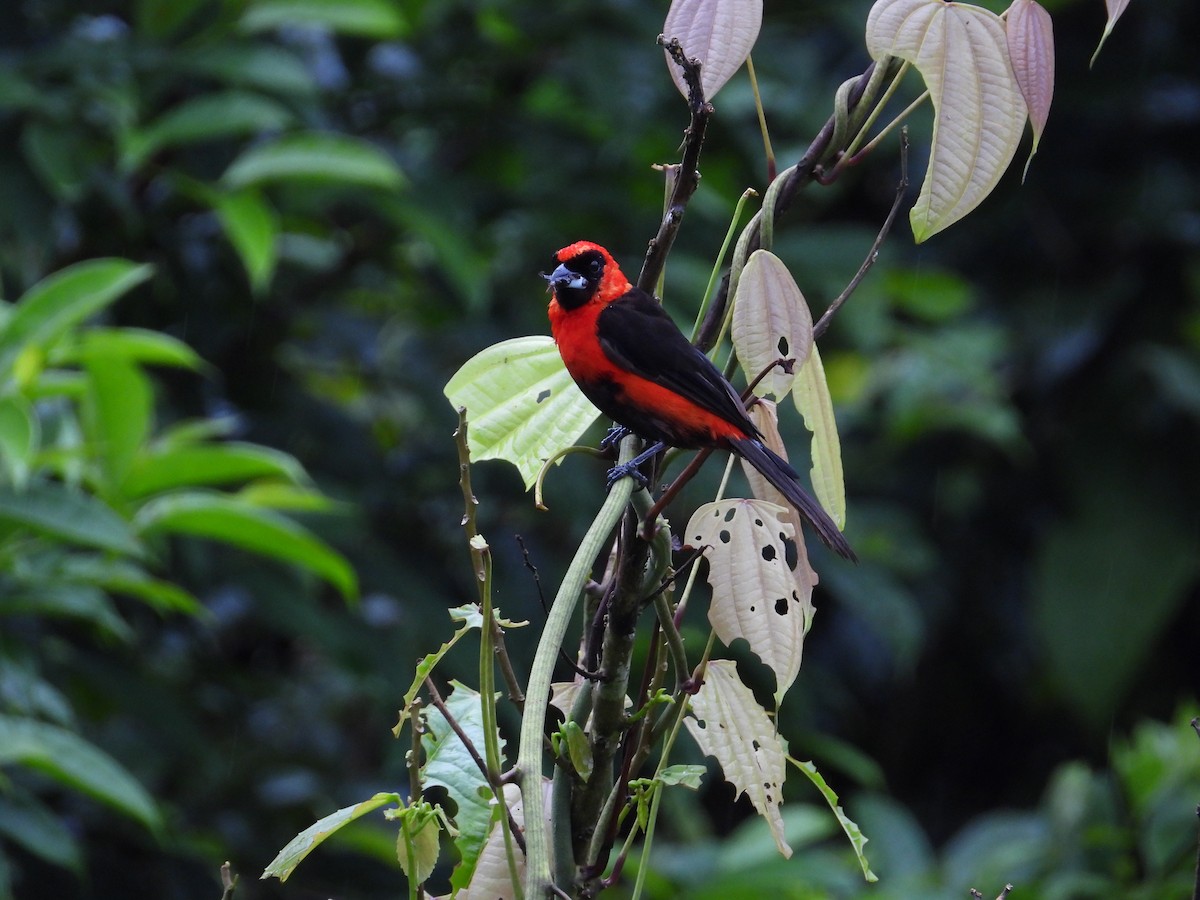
[544,240,855,561]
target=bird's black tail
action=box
[728,437,857,562]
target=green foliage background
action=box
[0,0,1197,897]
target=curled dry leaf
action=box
[663,0,763,100]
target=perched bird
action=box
[544,240,855,561]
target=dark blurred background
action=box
[1,0,1197,897]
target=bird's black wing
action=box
[595,289,757,437]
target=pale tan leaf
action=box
[866,0,1028,241]
[663,0,763,100]
[1006,0,1054,159]
[792,347,846,530]
[684,660,791,857]
[458,781,552,900]
[686,499,808,703]
[743,400,818,627]
[732,250,814,401]
[1091,0,1133,66]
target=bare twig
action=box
[813,127,910,340]
[219,862,237,900]
[638,37,713,293]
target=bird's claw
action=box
[599,425,631,453]
[606,461,651,492]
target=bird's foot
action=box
[606,460,651,492]
[599,425,631,453]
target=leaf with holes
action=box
[741,400,817,629]
[686,499,807,704]
[662,0,762,100]
[445,336,600,490]
[866,0,1027,241]
[733,250,813,401]
[457,781,552,899]
[792,346,846,531]
[1006,0,1054,173]
[684,660,790,857]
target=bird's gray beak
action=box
[546,262,588,292]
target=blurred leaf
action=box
[134,0,208,38]
[0,481,141,556]
[940,811,1047,892]
[421,682,496,892]
[1032,454,1197,729]
[0,396,37,488]
[121,92,295,171]
[57,556,202,615]
[263,792,399,882]
[866,0,1028,241]
[222,132,405,191]
[212,188,280,293]
[177,44,316,95]
[1,582,133,642]
[0,714,161,832]
[239,0,407,38]
[444,336,601,490]
[0,794,82,872]
[19,121,91,202]
[83,355,152,490]
[123,442,307,498]
[53,327,203,370]
[663,0,763,99]
[0,260,154,382]
[883,267,973,322]
[135,492,357,600]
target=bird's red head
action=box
[544,241,631,311]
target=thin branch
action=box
[425,677,527,855]
[219,862,237,900]
[813,127,910,340]
[637,37,713,293]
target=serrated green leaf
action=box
[396,804,441,885]
[659,764,707,790]
[792,345,846,530]
[788,756,877,882]
[212,189,280,293]
[444,336,600,489]
[135,492,356,600]
[262,792,399,882]
[393,606,482,738]
[123,442,306,498]
[0,714,161,832]
[421,682,497,893]
[222,133,405,191]
[239,0,406,38]
[0,260,154,381]
[0,481,141,556]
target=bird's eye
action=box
[589,259,603,276]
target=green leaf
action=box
[0,481,142,556]
[395,803,442,885]
[84,355,152,490]
[444,336,601,490]
[121,91,295,171]
[58,555,202,615]
[792,345,846,530]
[53,327,204,370]
[788,756,877,882]
[0,395,38,488]
[393,605,483,737]
[0,260,154,381]
[0,794,83,871]
[421,682,498,893]
[0,714,161,832]
[135,492,357,600]
[123,442,307,498]
[177,45,316,96]
[222,133,405,191]
[20,121,91,202]
[238,0,407,38]
[212,189,280,293]
[659,764,707,790]
[2,582,133,641]
[262,793,399,882]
